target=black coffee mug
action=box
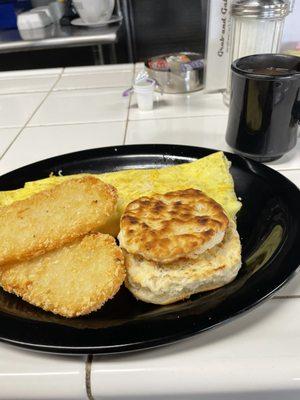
[226,54,300,162]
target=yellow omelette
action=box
[0,151,241,236]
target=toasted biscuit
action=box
[124,220,241,305]
[0,233,125,318]
[0,176,117,266]
[118,189,229,263]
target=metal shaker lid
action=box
[231,0,290,18]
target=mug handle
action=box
[292,87,300,137]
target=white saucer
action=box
[71,15,123,27]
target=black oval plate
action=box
[0,144,299,355]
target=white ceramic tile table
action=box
[0,345,86,400]
[126,116,300,171]
[29,87,130,126]
[0,69,62,95]
[91,299,300,400]
[0,128,20,158]
[54,65,134,91]
[0,92,47,128]
[0,64,299,400]
[129,91,228,120]
[0,122,125,175]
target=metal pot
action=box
[145,52,204,94]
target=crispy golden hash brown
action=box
[0,234,125,318]
[118,189,229,263]
[0,176,117,266]
[125,220,241,305]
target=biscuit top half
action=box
[118,189,229,264]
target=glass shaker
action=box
[223,0,290,105]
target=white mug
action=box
[73,0,115,24]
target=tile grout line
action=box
[18,111,227,128]
[53,85,130,93]
[27,119,128,128]
[0,68,63,77]
[0,70,65,96]
[276,168,300,172]
[123,93,133,145]
[85,354,94,400]
[0,126,23,162]
[273,295,300,299]
[0,67,133,90]
[122,63,136,145]
[61,68,134,76]
[124,62,229,135]
[0,84,133,96]
[126,113,229,124]
[82,298,299,399]
[0,70,64,162]
[0,89,56,96]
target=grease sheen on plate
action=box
[0,145,299,355]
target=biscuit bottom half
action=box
[124,220,242,305]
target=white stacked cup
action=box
[133,79,155,111]
[73,0,115,24]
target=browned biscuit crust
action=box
[119,189,228,263]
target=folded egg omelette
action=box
[0,151,241,236]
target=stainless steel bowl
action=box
[145,52,204,94]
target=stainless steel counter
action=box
[0,23,119,53]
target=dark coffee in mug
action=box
[225,54,300,162]
[244,67,293,75]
